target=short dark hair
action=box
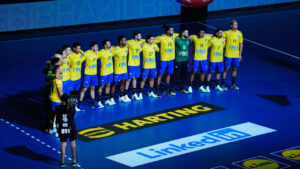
[146,35,153,41]
[162,24,173,32]
[102,40,109,47]
[134,31,141,37]
[231,20,237,26]
[62,45,70,51]
[55,49,63,55]
[51,57,60,65]
[118,36,126,43]
[72,42,80,48]
[90,42,98,48]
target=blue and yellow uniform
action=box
[154,33,179,75]
[112,46,128,82]
[49,78,62,111]
[209,37,226,73]
[142,43,159,79]
[190,35,211,72]
[223,29,243,67]
[69,51,85,91]
[98,49,114,86]
[61,56,71,94]
[127,39,145,79]
[83,50,99,88]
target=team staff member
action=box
[139,35,160,99]
[222,20,243,90]
[207,29,226,92]
[127,31,144,100]
[154,25,179,96]
[98,40,115,106]
[78,42,101,110]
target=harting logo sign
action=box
[77,102,224,141]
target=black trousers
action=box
[171,61,188,91]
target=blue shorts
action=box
[83,75,98,88]
[128,66,141,79]
[100,73,113,86]
[210,62,224,73]
[62,80,72,94]
[225,57,240,68]
[50,101,61,111]
[70,79,81,91]
[142,68,157,79]
[160,60,174,75]
[193,60,208,72]
[114,73,128,82]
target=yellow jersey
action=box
[127,39,145,66]
[209,37,226,62]
[84,50,99,75]
[142,43,159,69]
[112,46,128,74]
[190,35,211,61]
[98,49,114,76]
[154,33,179,61]
[223,30,243,58]
[61,55,70,81]
[49,79,62,103]
[69,51,84,81]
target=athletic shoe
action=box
[148,91,158,97]
[222,84,228,91]
[170,91,176,96]
[124,95,131,102]
[58,162,65,167]
[72,162,78,167]
[132,93,140,100]
[215,85,224,91]
[79,104,85,111]
[198,86,206,92]
[110,98,116,105]
[231,84,240,90]
[180,89,189,94]
[91,101,101,108]
[105,100,114,106]
[97,101,104,108]
[205,86,211,93]
[188,86,193,93]
[75,106,81,112]
[139,92,143,100]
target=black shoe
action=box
[58,162,65,167]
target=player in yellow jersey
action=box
[207,29,226,92]
[222,20,243,90]
[61,45,72,94]
[78,42,101,110]
[189,30,211,93]
[97,40,115,106]
[154,25,179,96]
[111,36,131,103]
[127,31,144,100]
[69,42,85,94]
[139,35,160,99]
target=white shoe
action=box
[124,95,131,102]
[75,106,81,112]
[231,84,240,90]
[139,92,143,100]
[198,86,206,92]
[215,85,224,91]
[132,93,140,100]
[97,101,104,108]
[148,91,158,98]
[119,96,127,102]
[105,100,114,106]
[188,86,193,93]
[222,84,228,91]
[110,98,116,105]
[205,86,211,93]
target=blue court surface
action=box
[0,5,300,169]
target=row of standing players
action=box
[44,20,243,118]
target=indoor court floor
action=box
[0,5,299,169]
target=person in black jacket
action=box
[55,94,77,167]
